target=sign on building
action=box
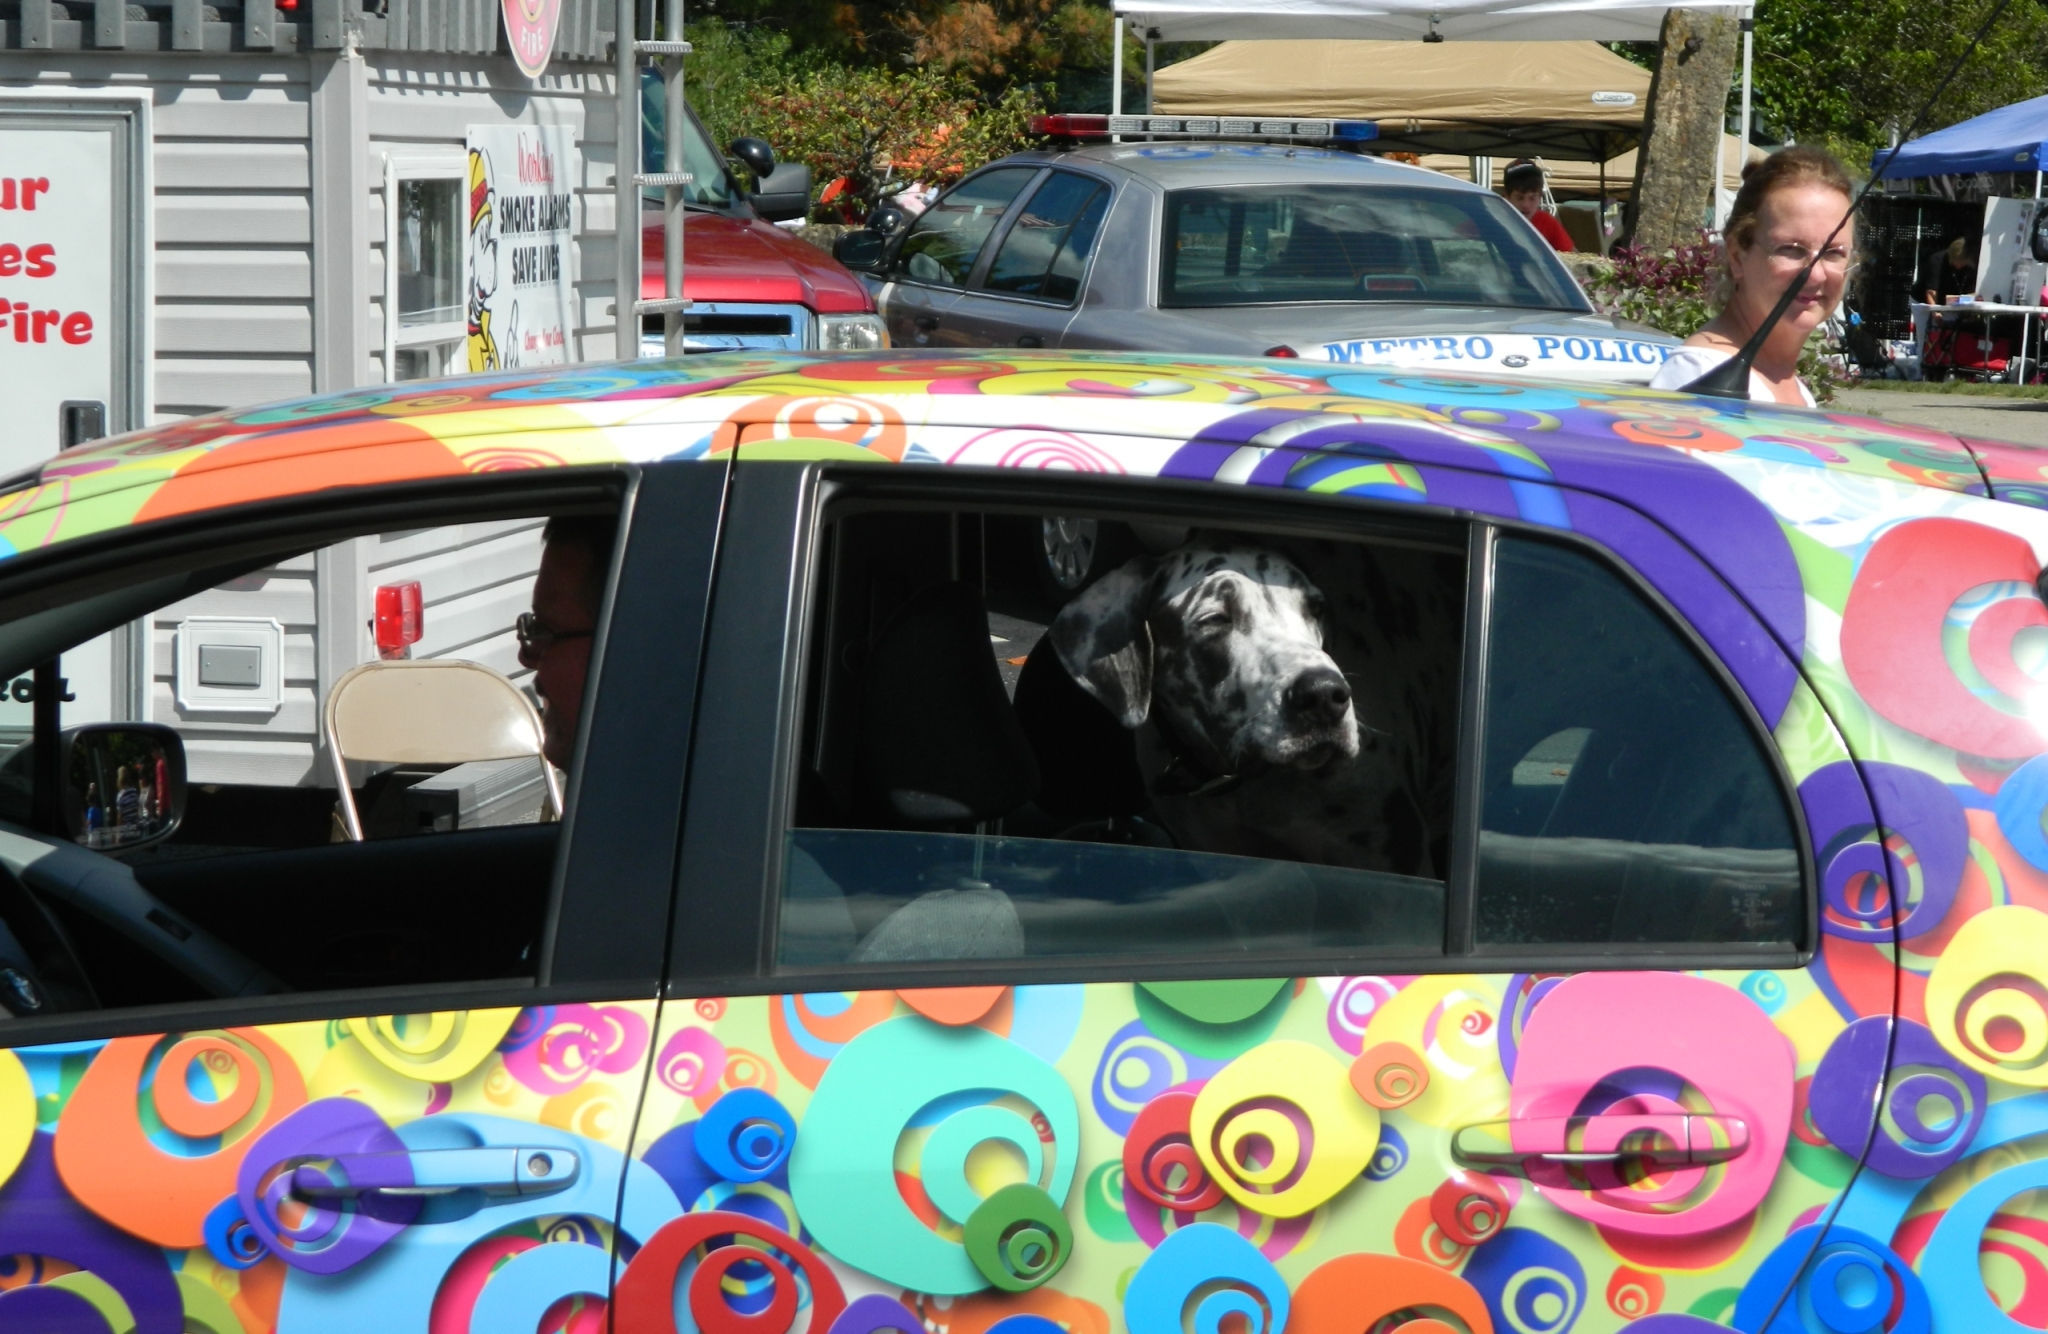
[0,97,147,469]
[464,124,577,373]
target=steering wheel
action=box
[0,856,97,1014]
[0,826,284,1011]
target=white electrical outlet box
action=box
[175,617,284,714]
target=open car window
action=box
[777,504,1468,971]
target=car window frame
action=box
[667,462,1815,1003]
[887,165,1049,293]
[0,461,725,1046]
[967,166,1117,309]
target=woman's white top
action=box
[1646,345,1816,407]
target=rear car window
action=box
[1160,183,1585,310]
[777,506,1466,971]
[1476,536,1802,947]
[896,167,1040,288]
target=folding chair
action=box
[324,659,562,841]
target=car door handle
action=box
[1017,334,1043,347]
[288,1146,580,1201]
[913,315,941,331]
[1450,1114,1749,1175]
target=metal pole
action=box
[614,0,637,359]
[663,0,685,357]
[2029,168,2043,382]
[1110,16,1122,142]
[1145,36,1155,115]
[1739,9,1754,166]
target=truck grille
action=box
[640,301,813,355]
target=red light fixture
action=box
[374,581,424,660]
[1028,114,1112,140]
[1264,345,1300,358]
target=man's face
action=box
[524,540,599,769]
[1506,188,1542,218]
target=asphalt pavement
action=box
[1832,388,2048,447]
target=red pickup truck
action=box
[639,98,886,355]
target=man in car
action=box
[517,515,616,770]
[1503,159,1574,253]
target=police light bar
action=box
[1028,114,1377,145]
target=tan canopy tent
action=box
[1153,39,1652,160]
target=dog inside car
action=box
[1049,536,1446,878]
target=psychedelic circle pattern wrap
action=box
[5,349,2048,1330]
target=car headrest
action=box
[861,582,1040,825]
[1013,633,1148,820]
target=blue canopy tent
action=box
[1874,93,2048,179]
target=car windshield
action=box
[640,72,734,209]
[1161,183,1588,311]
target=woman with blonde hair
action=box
[1648,146,1855,405]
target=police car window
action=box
[895,168,1039,288]
[777,506,1465,972]
[1160,184,1585,310]
[1476,537,1801,948]
[0,507,616,1011]
[984,173,1109,301]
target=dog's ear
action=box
[1049,555,1157,728]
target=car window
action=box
[894,168,1040,288]
[984,172,1110,302]
[1476,536,1801,947]
[1160,183,1586,310]
[776,504,1465,971]
[0,504,619,1011]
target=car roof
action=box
[0,351,2027,569]
[1001,142,1486,193]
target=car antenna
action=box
[1683,0,2014,399]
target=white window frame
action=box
[382,152,469,384]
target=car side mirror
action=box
[728,137,778,180]
[869,202,910,237]
[752,161,812,223]
[63,723,186,851]
[833,229,890,271]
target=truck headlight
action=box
[817,314,890,351]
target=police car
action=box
[832,116,1680,381]
[0,349,2033,1332]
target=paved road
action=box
[1833,388,2048,447]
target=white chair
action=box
[324,659,562,842]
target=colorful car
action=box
[831,130,1679,382]
[0,350,2036,1334]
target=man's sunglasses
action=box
[515,612,595,656]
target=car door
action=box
[0,460,723,1333]
[615,449,1887,1334]
[876,166,1043,349]
[943,168,1113,349]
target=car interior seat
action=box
[323,659,562,842]
[847,580,1040,961]
[1011,635,1169,845]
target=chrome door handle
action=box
[1451,1114,1749,1176]
[289,1146,579,1201]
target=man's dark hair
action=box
[542,512,619,612]
[1503,160,1545,194]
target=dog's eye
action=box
[1195,610,1233,630]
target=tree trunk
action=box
[1629,8,1741,251]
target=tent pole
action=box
[1739,8,1754,166]
[1146,35,1155,114]
[1599,156,1608,254]
[1112,17,1123,117]
[2030,168,2043,383]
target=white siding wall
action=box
[365,53,620,383]
[0,55,316,420]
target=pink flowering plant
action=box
[1580,230,1844,402]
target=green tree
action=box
[1749,0,2048,163]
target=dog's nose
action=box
[1284,667,1351,723]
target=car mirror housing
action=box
[833,229,890,271]
[869,202,910,237]
[59,723,188,852]
[728,137,778,180]
[753,162,812,223]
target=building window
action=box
[397,178,462,329]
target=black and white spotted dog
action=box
[1048,538,1450,877]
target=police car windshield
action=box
[1161,184,1587,311]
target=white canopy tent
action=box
[1112,0,1756,224]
